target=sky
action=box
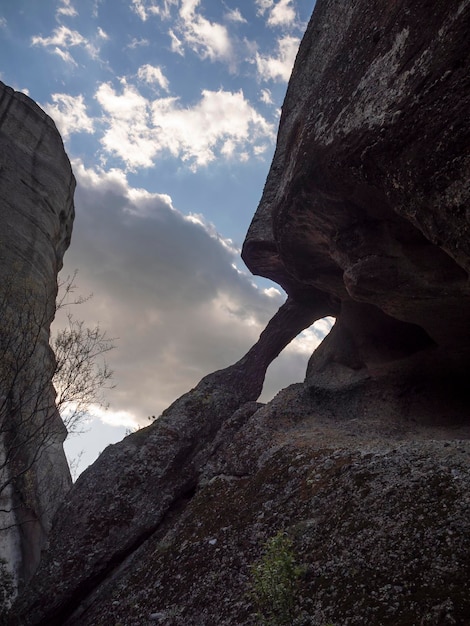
[0,0,333,476]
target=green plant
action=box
[249,530,305,626]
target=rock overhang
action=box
[242,0,470,353]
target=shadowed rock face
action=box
[9,1,470,624]
[0,82,74,592]
[10,299,319,625]
[243,0,470,349]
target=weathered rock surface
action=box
[11,299,319,624]
[0,82,74,598]
[10,0,470,624]
[12,376,470,625]
[243,0,470,348]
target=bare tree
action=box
[0,271,115,611]
[0,272,115,525]
[52,273,115,435]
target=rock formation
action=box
[0,82,74,603]
[9,0,470,624]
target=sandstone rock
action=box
[0,82,74,598]
[12,387,470,624]
[12,299,318,625]
[9,0,470,624]
[243,0,470,349]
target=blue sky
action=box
[1,0,333,475]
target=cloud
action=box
[57,160,332,429]
[256,0,296,27]
[129,0,241,69]
[94,81,155,168]
[131,0,178,21]
[129,0,240,67]
[267,0,296,27]
[254,144,269,156]
[149,0,179,20]
[31,25,99,63]
[225,8,247,24]
[260,88,273,104]
[56,0,78,18]
[255,34,300,82]
[126,37,149,49]
[97,27,109,40]
[177,0,234,65]
[56,161,281,422]
[92,407,136,429]
[52,46,78,66]
[0,17,7,29]
[131,0,147,21]
[92,0,104,18]
[31,25,86,48]
[92,81,274,170]
[44,93,95,139]
[168,29,184,55]
[255,0,272,12]
[137,64,170,91]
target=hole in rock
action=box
[259,316,335,403]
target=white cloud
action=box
[264,286,282,298]
[92,406,137,429]
[31,25,86,48]
[44,93,94,139]
[31,25,99,63]
[0,17,7,29]
[131,0,178,21]
[254,144,268,156]
[129,0,237,67]
[52,46,78,66]
[267,0,296,27]
[97,27,109,40]
[137,64,170,91]
[151,88,274,167]
[177,0,234,64]
[168,29,184,55]
[256,34,300,82]
[95,81,155,168]
[285,317,335,356]
[131,0,147,21]
[126,37,149,49]
[56,0,78,18]
[255,0,273,14]
[92,0,104,18]
[256,0,297,27]
[149,0,179,19]
[225,8,247,23]
[94,81,274,170]
[260,88,273,104]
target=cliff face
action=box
[243,0,470,348]
[11,0,470,624]
[0,82,74,598]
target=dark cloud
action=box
[55,160,331,428]
[56,161,291,422]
